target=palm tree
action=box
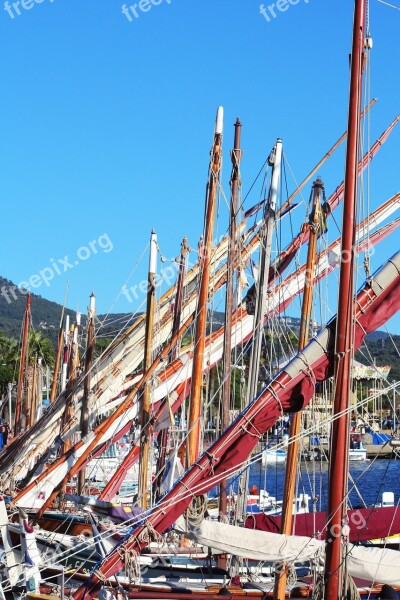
[0,332,19,391]
[27,331,55,369]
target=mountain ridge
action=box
[0,275,398,381]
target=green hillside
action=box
[0,276,399,385]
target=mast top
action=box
[215,106,224,135]
[313,177,324,188]
[89,292,96,313]
[149,229,158,274]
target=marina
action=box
[0,1,400,599]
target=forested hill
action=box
[0,275,399,381]
[0,276,134,347]
[0,276,76,345]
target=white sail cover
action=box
[186,518,323,563]
[187,520,400,586]
[347,545,400,586]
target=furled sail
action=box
[187,519,400,586]
[187,518,324,563]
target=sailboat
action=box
[1,2,400,598]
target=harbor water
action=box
[247,458,400,511]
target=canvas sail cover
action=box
[186,518,324,562]
[347,545,400,586]
[187,519,400,586]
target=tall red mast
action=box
[324,1,367,597]
[14,293,31,434]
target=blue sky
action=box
[1,0,399,333]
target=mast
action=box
[273,178,323,600]
[170,237,189,362]
[24,362,32,431]
[324,1,367,598]
[14,293,31,434]
[154,237,189,499]
[60,315,70,393]
[187,106,223,466]
[219,118,242,520]
[138,229,157,508]
[50,285,68,403]
[7,383,12,431]
[29,354,38,429]
[238,139,282,520]
[246,139,282,403]
[50,322,64,403]
[78,293,96,496]
[61,319,78,450]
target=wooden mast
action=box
[154,237,189,499]
[138,229,157,508]
[50,285,68,403]
[273,178,323,600]
[219,118,242,519]
[24,362,33,430]
[50,322,64,403]
[324,1,367,597]
[15,292,31,434]
[170,237,189,362]
[29,354,38,429]
[62,317,79,453]
[78,293,96,496]
[187,106,224,467]
[60,315,70,393]
[238,138,282,520]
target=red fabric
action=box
[245,506,400,542]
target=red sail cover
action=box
[245,507,400,543]
[74,251,400,600]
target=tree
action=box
[27,330,55,369]
[0,329,55,394]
